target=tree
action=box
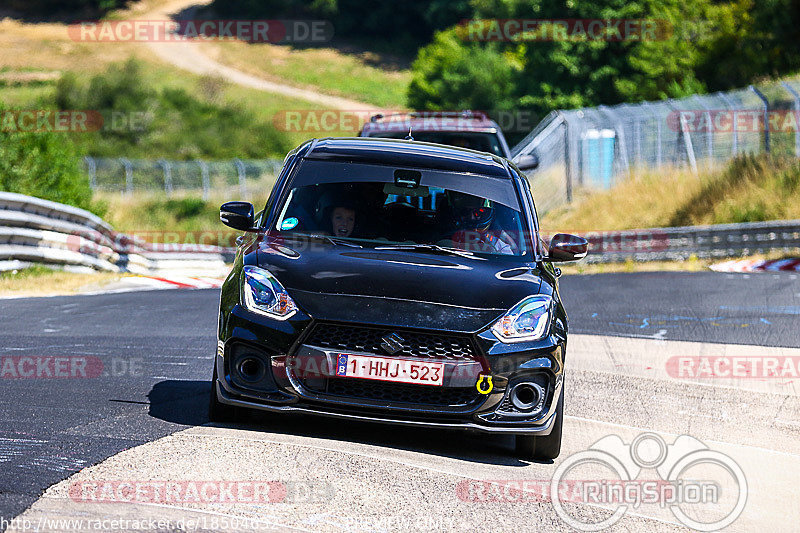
[407,0,789,118]
[7,0,127,19]
[408,29,517,112]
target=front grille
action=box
[306,377,478,406]
[304,323,477,361]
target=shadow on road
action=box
[147,380,546,467]
[147,380,210,427]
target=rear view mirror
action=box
[546,233,588,262]
[220,201,255,231]
[516,154,539,171]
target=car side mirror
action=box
[516,154,539,171]
[545,233,588,262]
[220,201,255,231]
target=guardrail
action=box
[0,192,235,275]
[549,219,800,263]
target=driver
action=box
[449,194,515,254]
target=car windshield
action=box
[368,131,505,157]
[273,162,530,257]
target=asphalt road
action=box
[564,271,800,347]
[1,270,799,529]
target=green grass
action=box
[542,154,800,232]
[0,265,57,280]
[207,41,410,109]
[0,83,55,106]
[102,194,231,246]
[101,181,278,246]
[0,56,328,160]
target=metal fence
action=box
[84,157,284,200]
[511,78,800,214]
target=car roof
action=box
[301,137,512,179]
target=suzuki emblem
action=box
[380,333,405,355]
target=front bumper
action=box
[215,304,566,436]
[216,380,559,434]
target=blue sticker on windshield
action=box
[280,217,299,230]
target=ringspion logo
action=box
[550,433,747,531]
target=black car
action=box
[359,111,539,171]
[210,137,587,461]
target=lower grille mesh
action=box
[305,377,478,406]
[304,323,477,361]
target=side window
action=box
[260,154,297,228]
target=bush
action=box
[0,112,104,216]
[55,58,292,160]
[6,0,128,19]
[409,0,715,117]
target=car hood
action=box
[253,238,543,332]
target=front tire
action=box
[208,363,241,422]
[515,382,564,461]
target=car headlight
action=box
[242,265,298,320]
[491,295,553,343]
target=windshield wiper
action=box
[374,244,476,258]
[325,236,363,248]
[286,233,363,248]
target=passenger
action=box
[330,205,356,238]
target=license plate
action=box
[334,353,444,386]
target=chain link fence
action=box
[512,78,800,215]
[84,157,284,200]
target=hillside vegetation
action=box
[541,154,800,231]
